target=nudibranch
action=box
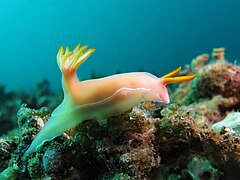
[24,43,196,156]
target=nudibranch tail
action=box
[161,67,196,85]
[57,43,96,72]
[24,109,83,156]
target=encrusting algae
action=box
[1,44,240,179]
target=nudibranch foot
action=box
[24,106,83,156]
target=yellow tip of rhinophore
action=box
[162,67,181,78]
[163,74,197,85]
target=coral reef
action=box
[156,156,223,179]
[0,83,21,135]
[0,79,62,135]
[212,112,240,136]
[1,47,240,179]
[212,47,225,61]
[154,104,239,179]
[190,53,209,72]
[173,48,240,124]
[188,60,240,103]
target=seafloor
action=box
[1,48,240,180]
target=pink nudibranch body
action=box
[24,43,196,156]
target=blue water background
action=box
[0,0,240,90]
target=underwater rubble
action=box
[1,48,240,179]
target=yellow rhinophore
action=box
[24,43,196,156]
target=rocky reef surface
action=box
[1,48,240,179]
[0,79,62,135]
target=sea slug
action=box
[24,43,196,156]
